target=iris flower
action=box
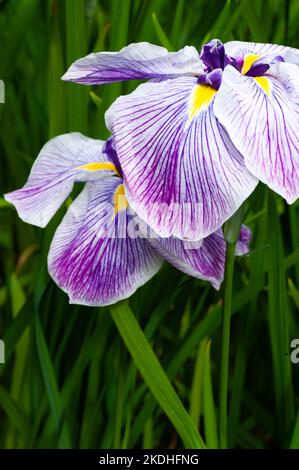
[63,39,299,241]
[4,133,249,306]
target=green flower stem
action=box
[110,301,205,449]
[219,207,244,449]
[219,241,236,449]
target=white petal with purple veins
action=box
[148,229,226,289]
[48,179,162,306]
[4,133,118,227]
[106,77,258,241]
[144,223,252,289]
[62,42,203,84]
[214,63,299,203]
[224,40,299,65]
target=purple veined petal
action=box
[235,224,252,256]
[214,63,299,204]
[4,133,120,228]
[48,179,162,307]
[106,76,258,241]
[62,42,203,84]
[147,228,226,289]
[224,40,299,65]
[138,222,252,289]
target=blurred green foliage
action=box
[1,0,299,449]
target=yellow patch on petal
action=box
[113,184,128,217]
[241,53,261,75]
[188,84,217,123]
[254,76,271,97]
[77,162,120,176]
[241,54,271,97]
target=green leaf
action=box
[0,0,39,79]
[35,313,72,448]
[48,3,67,137]
[267,191,294,439]
[288,278,299,310]
[110,301,205,449]
[189,338,206,428]
[0,197,11,209]
[152,13,174,51]
[1,296,34,371]
[65,0,88,133]
[0,385,32,438]
[290,411,299,449]
[203,340,218,449]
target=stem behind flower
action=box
[219,242,236,449]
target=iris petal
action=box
[106,76,258,241]
[62,42,203,85]
[48,179,162,306]
[142,223,252,290]
[148,229,226,289]
[225,40,299,65]
[4,133,117,227]
[214,63,299,203]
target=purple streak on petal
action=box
[4,133,117,228]
[224,40,299,66]
[146,223,252,289]
[106,76,258,241]
[62,42,203,85]
[273,55,285,62]
[103,137,123,177]
[214,63,299,203]
[148,228,226,289]
[227,56,243,72]
[48,179,162,306]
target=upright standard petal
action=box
[62,42,203,84]
[4,133,119,227]
[48,179,162,306]
[106,77,258,241]
[214,63,299,203]
[224,40,299,65]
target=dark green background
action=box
[1,0,299,449]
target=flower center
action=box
[199,39,227,70]
[241,53,263,74]
[187,84,217,122]
[198,40,282,97]
[76,161,120,175]
[113,183,128,217]
[241,53,272,96]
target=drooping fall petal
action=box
[48,179,163,306]
[4,133,118,227]
[106,76,257,240]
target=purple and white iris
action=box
[63,39,299,241]
[4,133,249,306]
